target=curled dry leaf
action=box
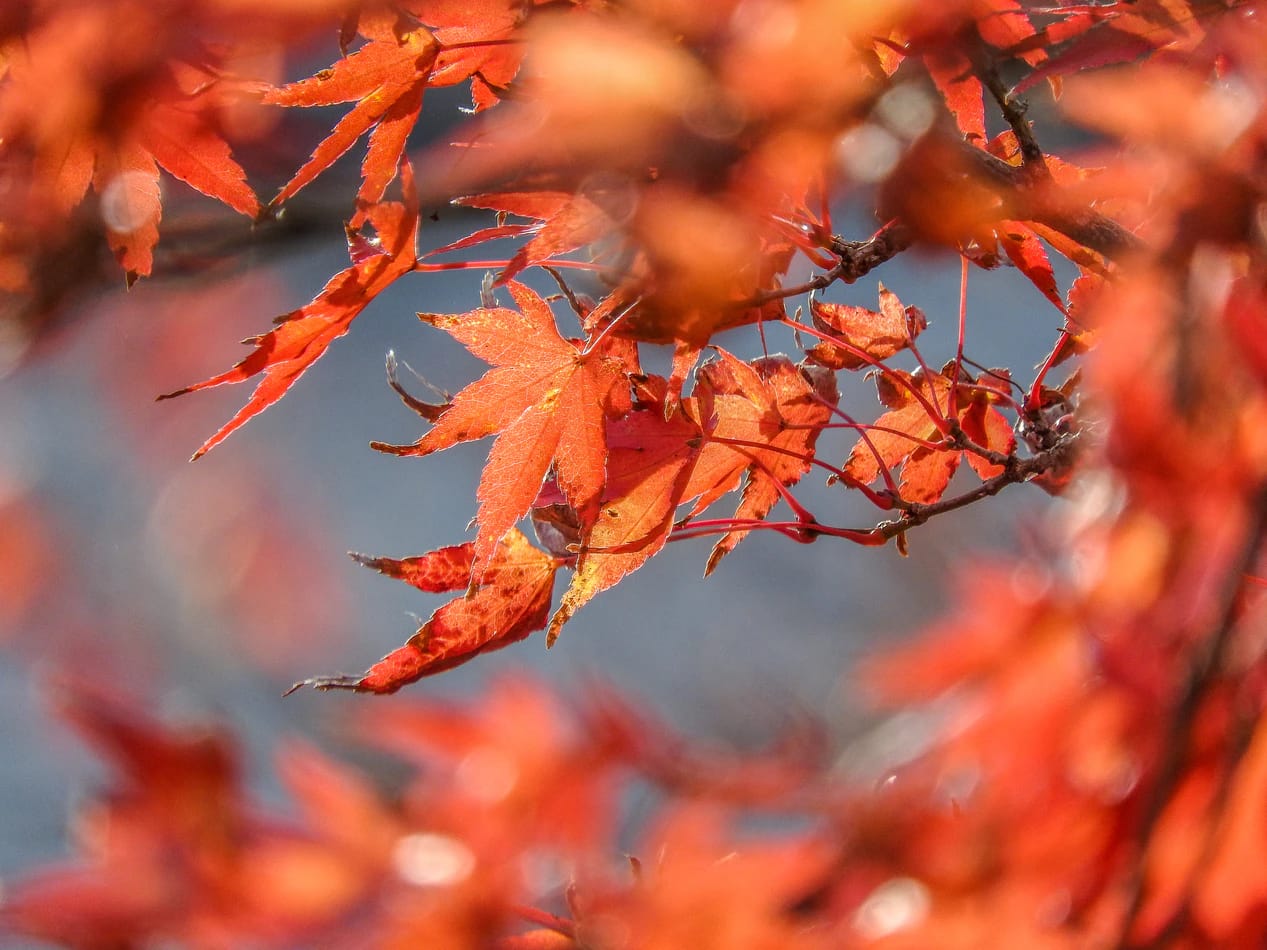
[805,283,928,371]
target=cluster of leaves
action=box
[130,0,1144,689]
[9,0,1267,947]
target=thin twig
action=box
[975,49,1048,173]
[671,433,1078,549]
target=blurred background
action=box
[0,83,1070,878]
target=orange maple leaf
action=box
[374,282,637,580]
[292,529,562,693]
[0,11,262,283]
[159,163,419,459]
[803,284,928,371]
[264,18,441,219]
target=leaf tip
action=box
[369,439,415,456]
[285,674,367,695]
[545,606,571,647]
[703,549,725,577]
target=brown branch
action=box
[827,219,915,283]
[951,139,1143,259]
[743,219,914,308]
[668,427,1077,556]
[746,133,1135,315]
[975,49,1048,173]
[872,434,1075,536]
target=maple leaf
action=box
[92,142,163,284]
[844,366,1016,504]
[803,284,928,371]
[36,94,260,284]
[548,395,704,644]
[926,49,986,144]
[140,96,262,219]
[158,162,419,459]
[0,678,242,946]
[414,0,536,111]
[969,0,1039,53]
[675,352,808,519]
[917,0,1040,143]
[0,12,262,284]
[690,354,840,575]
[445,190,612,284]
[1195,716,1267,938]
[1009,0,1213,97]
[291,529,561,693]
[547,353,839,638]
[996,220,1066,313]
[582,807,838,950]
[264,20,441,219]
[373,281,637,580]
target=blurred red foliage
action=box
[6,0,1267,947]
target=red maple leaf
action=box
[291,528,562,693]
[440,190,612,284]
[8,87,259,284]
[686,353,840,575]
[548,353,839,637]
[926,48,987,144]
[0,679,242,946]
[413,0,537,111]
[266,2,540,220]
[373,281,637,580]
[1009,0,1209,97]
[844,366,1016,504]
[548,392,704,643]
[917,0,1040,144]
[159,163,419,459]
[996,220,1067,312]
